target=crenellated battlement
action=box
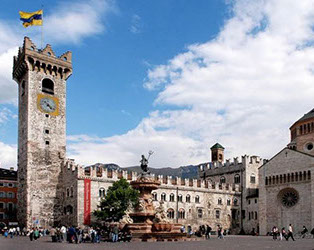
[198,155,262,172]
[62,159,241,193]
[13,37,72,83]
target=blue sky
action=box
[1,0,314,169]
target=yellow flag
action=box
[19,10,43,28]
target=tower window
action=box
[45,140,50,146]
[45,114,49,118]
[45,129,49,134]
[216,210,220,219]
[198,209,203,218]
[250,174,256,184]
[42,78,54,95]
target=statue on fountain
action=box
[140,151,153,177]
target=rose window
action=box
[281,190,298,207]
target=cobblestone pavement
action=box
[0,235,314,250]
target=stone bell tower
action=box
[13,37,72,228]
[211,143,225,163]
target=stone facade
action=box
[198,149,262,234]
[61,162,241,232]
[259,109,314,235]
[13,37,72,228]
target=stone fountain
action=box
[122,153,186,241]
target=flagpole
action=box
[41,5,44,49]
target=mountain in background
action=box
[88,163,199,179]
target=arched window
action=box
[178,194,183,202]
[215,210,220,219]
[218,197,222,205]
[99,188,105,198]
[195,195,200,203]
[198,209,203,218]
[70,187,74,197]
[250,174,256,184]
[66,205,73,215]
[167,208,175,219]
[170,193,175,202]
[220,176,226,184]
[254,211,257,220]
[234,174,240,184]
[66,188,70,197]
[234,198,238,206]
[152,192,157,201]
[227,198,231,206]
[186,194,191,203]
[178,208,185,219]
[42,78,54,95]
[161,193,166,201]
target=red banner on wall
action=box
[84,179,91,225]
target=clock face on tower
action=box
[37,94,59,116]
[40,97,56,113]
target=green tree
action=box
[94,178,139,222]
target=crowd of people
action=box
[181,224,226,239]
[271,224,314,240]
[1,223,314,243]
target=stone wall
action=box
[62,163,241,232]
[198,155,262,233]
[13,37,72,228]
[259,148,314,235]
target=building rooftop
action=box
[211,143,225,149]
[296,108,314,123]
[0,168,17,181]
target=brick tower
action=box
[211,143,225,163]
[288,108,314,155]
[12,37,72,228]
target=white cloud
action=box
[0,107,17,123]
[69,0,314,168]
[130,14,142,34]
[45,0,116,44]
[0,142,17,169]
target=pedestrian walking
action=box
[272,226,278,240]
[8,228,14,238]
[286,224,295,241]
[280,227,287,240]
[217,225,224,239]
[60,225,67,241]
[34,228,40,240]
[112,225,119,242]
[301,226,308,238]
[205,225,212,239]
[29,228,34,241]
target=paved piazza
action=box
[0,236,313,250]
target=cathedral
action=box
[12,37,314,234]
[259,109,314,235]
